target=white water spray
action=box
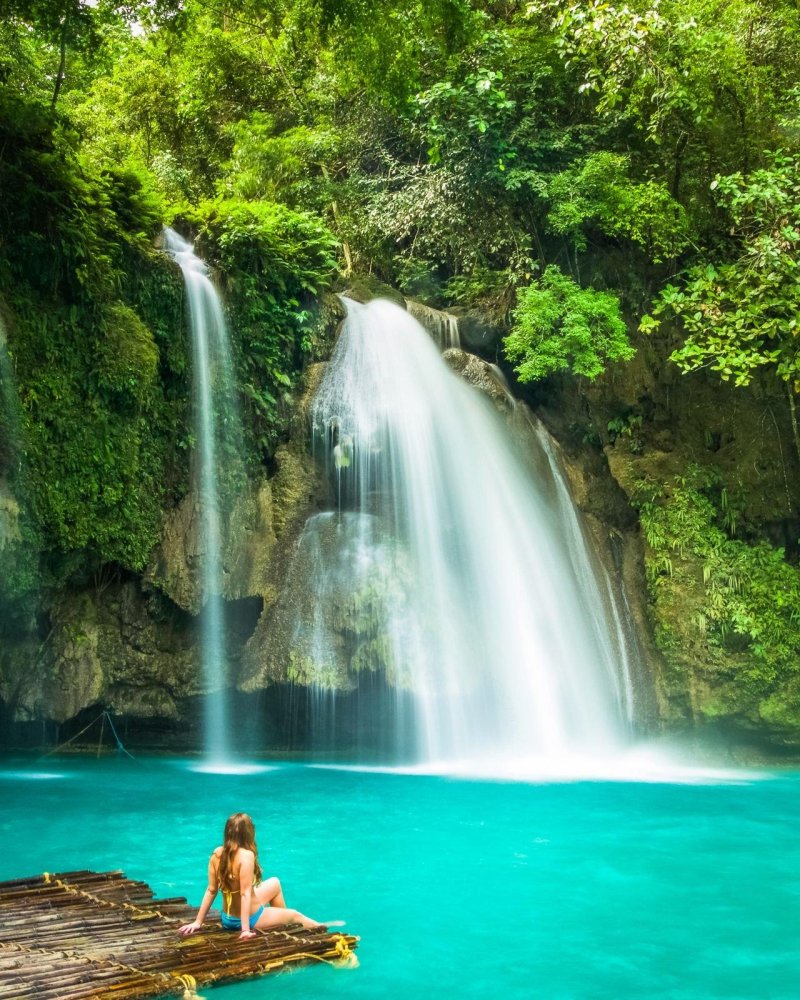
[164,228,240,765]
[301,297,636,773]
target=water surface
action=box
[1,757,797,999]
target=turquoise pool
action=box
[1,757,798,999]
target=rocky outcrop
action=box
[532,331,800,746]
[239,511,414,693]
[442,349,515,413]
[144,481,277,614]
[4,581,196,724]
[0,361,332,731]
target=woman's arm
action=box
[178,853,219,936]
[237,849,256,940]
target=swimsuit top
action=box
[215,851,261,914]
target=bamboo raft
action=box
[0,869,359,999]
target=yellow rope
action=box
[0,938,202,997]
[255,933,359,971]
[333,934,359,968]
[36,874,355,987]
[42,872,166,921]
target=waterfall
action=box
[532,420,636,726]
[294,297,637,775]
[0,312,23,553]
[163,228,241,765]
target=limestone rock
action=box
[144,480,276,613]
[446,306,505,354]
[340,277,406,307]
[406,300,460,349]
[35,582,198,723]
[240,512,414,693]
[442,349,515,413]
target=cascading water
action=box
[406,300,461,349]
[0,312,24,549]
[532,420,636,726]
[163,228,241,765]
[297,297,637,776]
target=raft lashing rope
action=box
[0,869,359,998]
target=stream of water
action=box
[164,229,241,767]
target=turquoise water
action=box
[1,757,798,999]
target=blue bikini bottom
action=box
[220,905,265,931]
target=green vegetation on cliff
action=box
[0,13,337,624]
[633,467,800,731]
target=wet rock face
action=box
[340,277,406,308]
[406,301,460,350]
[0,359,332,732]
[446,306,505,355]
[144,481,278,614]
[0,480,20,551]
[240,511,414,693]
[144,361,328,610]
[16,582,198,724]
[530,331,800,748]
[442,349,515,414]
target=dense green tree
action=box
[504,265,634,382]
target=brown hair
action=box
[217,812,263,890]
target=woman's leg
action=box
[253,904,323,931]
[254,876,287,908]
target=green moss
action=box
[97,303,158,402]
[0,95,190,590]
[191,199,338,461]
[632,466,800,729]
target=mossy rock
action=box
[339,275,406,308]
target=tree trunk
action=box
[51,15,69,109]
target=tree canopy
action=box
[2,0,800,583]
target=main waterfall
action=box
[293,297,636,775]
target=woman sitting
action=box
[178,812,326,940]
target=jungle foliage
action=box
[633,467,800,728]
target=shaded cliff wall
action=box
[527,328,800,751]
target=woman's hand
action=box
[239,929,257,941]
[178,921,203,936]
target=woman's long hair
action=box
[218,813,263,890]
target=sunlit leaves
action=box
[504,265,634,381]
[646,154,800,389]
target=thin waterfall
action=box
[0,311,23,552]
[295,297,636,775]
[406,300,461,349]
[163,228,241,764]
